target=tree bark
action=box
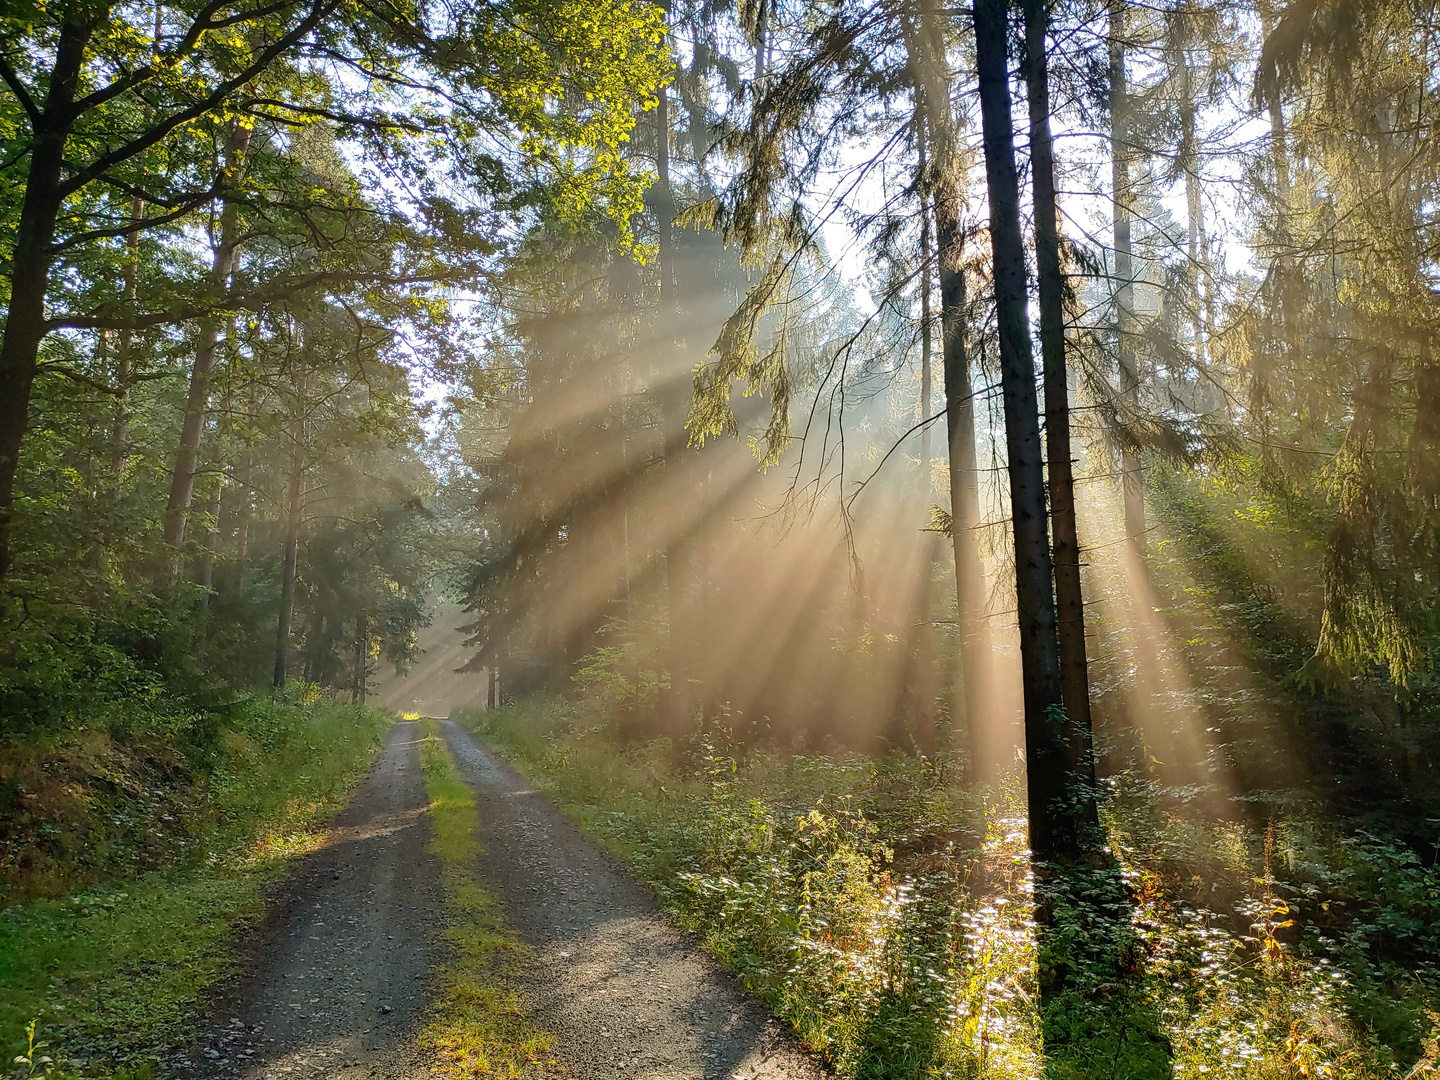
[1023,0,1097,787]
[273,414,305,690]
[352,613,368,703]
[913,97,941,749]
[973,0,1075,863]
[196,475,223,595]
[163,122,253,571]
[905,3,991,769]
[918,107,933,486]
[656,76,692,734]
[1109,0,1144,560]
[112,5,161,484]
[1180,55,1207,369]
[0,12,104,580]
[111,195,143,482]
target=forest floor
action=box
[180,718,826,1080]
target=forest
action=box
[2,0,1440,1076]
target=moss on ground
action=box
[417,720,555,1079]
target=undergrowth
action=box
[458,699,1440,1080]
[0,697,390,1077]
[417,720,554,1078]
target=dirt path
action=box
[185,719,826,1080]
[183,720,444,1080]
[439,719,826,1080]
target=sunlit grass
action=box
[0,701,391,1075]
[417,721,555,1078]
[460,698,1440,1079]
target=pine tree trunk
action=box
[904,4,991,769]
[0,14,101,581]
[111,195,142,482]
[1024,0,1097,785]
[915,104,941,749]
[353,614,368,704]
[235,393,257,566]
[273,416,305,690]
[919,117,933,483]
[112,2,160,486]
[196,476,223,595]
[1180,58,1206,369]
[973,0,1074,863]
[656,77,692,734]
[196,379,234,598]
[163,123,253,571]
[1109,0,1144,559]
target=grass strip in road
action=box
[0,701,392,1077]
[417,720,556,1079]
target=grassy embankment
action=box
[457,700,1440,1080]
[0,697,391,1077]
[416,719,555,1078]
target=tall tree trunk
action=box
[657,75,691,734]
[1109,0,1144,560]
[0,13,102,581]
[163,122,253,571]
[918,105,934,485]
[905,5,992,769]
[196,475,223,595]
[1180,56,1206,369]
[1023,0,1097,783]
[1260,4,1290,204]
[914,99,941,748]
[352,613,368,704]
[112,2,161,485]
[235,391,258,566]
[973,0,1075,863]
[111,195,142,481]
[754,0,769,81]
[197,378,233,598]
[273,415,305,690]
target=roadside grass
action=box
[417,720,555,1079]
[457,698,1440,1080]
[0,699,391,1076]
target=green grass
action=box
[457,698,1440,1080]
[0,699,391,1077]
[416,720,555,1078]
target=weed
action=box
[0,701,390,1075]
[459,698,1440,1079]
[417,721,555,1078]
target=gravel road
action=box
[183,719,444,1080]
[438,719,826,1080]
[182,718,826,1079]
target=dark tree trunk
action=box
[352,614,368,704]
[111,2,159,486]
[234,393,258,566]
[1023,0,1098,791]
[914,103,941,750]
[196,474,223,596]
[196,379,234,598]
[972,0,1075,863]
[656,76,692,734]
[1109,0,1144,559]
[163,123,253,571]
[0,13,102,580]
[905,4,991,770]
[111,194,142,482]
[273,417,305,690]
[918,118,934,490]
[1180,56,1207,369]
[937,209,991,763]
